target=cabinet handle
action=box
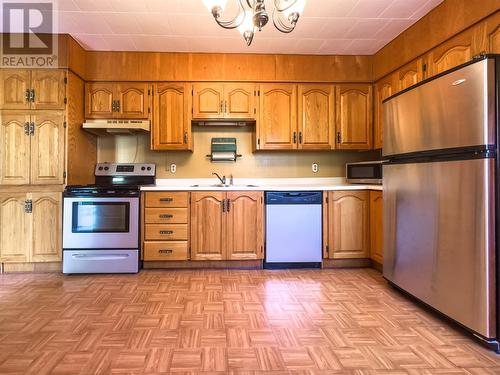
[160,230,174,235]
[111,100,116,111]
[337,131,341,144]
[299,132,303,144]
[25,89,30,102]
[293,132,297,144]
[159,197,173,202]
[222,199,226,213]
[24,199,32,214]
[29,122,35,136]
[226,198,230,212]
[30,89,35,102]
[224,100,228,113]
[115,100,120,112]
[159,214,173,219]
[183,132,188,144]
[158,249,173,254]
[220,101,224,113]
[24,122,30,135]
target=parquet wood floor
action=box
[0,268,499,374]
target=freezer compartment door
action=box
[383,158,496,338]
[383,59,495,157]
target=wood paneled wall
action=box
[373,1,500,80]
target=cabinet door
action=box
[328,191,369,259]
[152,83,191,151]
[489,25,500,53]
[396,58,424,92]
[0,194,30,263]
[30,112,65,185]
[369,191,383,265]
[31,192,62,262]
[85,82,114,118]
[192,83,224,119]
[190,192,225,260]
[374,76,395,150]
[116,82,149,119]
[224,83,256,119]
[226,191,263,260]
[298,84,335,150]
[0,69,31,109]
[0,112,31,185]
[31,70,66,110]
[335,84,372,150]
[428,31,475,76]
[258,83,297,150]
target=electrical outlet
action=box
[312,163,319,173]
[170,163,176,173]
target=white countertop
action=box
[140,177,383,191]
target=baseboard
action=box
[1,262,62,273]
[371,259,383,272]
[143,260,263,270]
[322,258,372,268]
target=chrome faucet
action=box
[212,172,226,185]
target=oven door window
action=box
[72,202,130,233]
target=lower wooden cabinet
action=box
[143,191,189,261]
[191,191,263,261]
[369,191,383,265]
[0,191,62,263]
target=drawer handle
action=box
[159,214,173,219]
[158,249,173,254]
[159,198,173,202]
[160,230,174,235]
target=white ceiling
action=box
[56,0,443,54]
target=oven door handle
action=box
[71,254,131,260]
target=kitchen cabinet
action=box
[335,84,372,150]
[298,84,335,150]
[192,82,257,119]
[151,82,192,151]
[0,69,65,110]
[489,25,500,53]
[257,83,297,150]
[369,191,383,265]
[396,58,425,92]
[0,192,62,263]
[191,191,263,261]
[0,111,65,185]
[326,190,370,259]
[85,82,149,119]
[374,76,395,149]
[143,192,189,261]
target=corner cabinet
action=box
[0,192,62,263]
[191,191,264,261]
[335,84,373,150]
[85,82,150,119]
[151,83,192,151]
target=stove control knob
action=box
[104,166,109,171]
[98,166,103,171]
[147,166,151,171]
[141,166,146,171]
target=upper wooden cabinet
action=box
[327,190,370,259]
[151,83,192,151]
[191,191,263,261]
[257,83,297,150]
[85,82,149,119]
[298,84,335,150]
[335,84,372,150]
[369,191,383,265]
[396,58,425,92]
[0,192,62,263]
[0,111,65,186]
[0,69,66,110]
[374,76,395,150]
[192,82,257,119]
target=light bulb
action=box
[237,10,255,45]
[282,0,305,18]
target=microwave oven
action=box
[346,160,384,184]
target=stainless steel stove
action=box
[62,163,155,274]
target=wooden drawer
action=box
[143,241,188,261]
[145,208,188,224]
[145,224,188,241]
[145,192,188,208]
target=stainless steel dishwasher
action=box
[265,191,323,269]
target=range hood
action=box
[192,119,255,127]
[82,119,150,136]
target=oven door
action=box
[63,197,139,249]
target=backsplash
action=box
[97,127,381,178]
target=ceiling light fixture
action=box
[203,0,306,46]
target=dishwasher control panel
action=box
[265,191,323,205]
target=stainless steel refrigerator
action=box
[382,55,499,351]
